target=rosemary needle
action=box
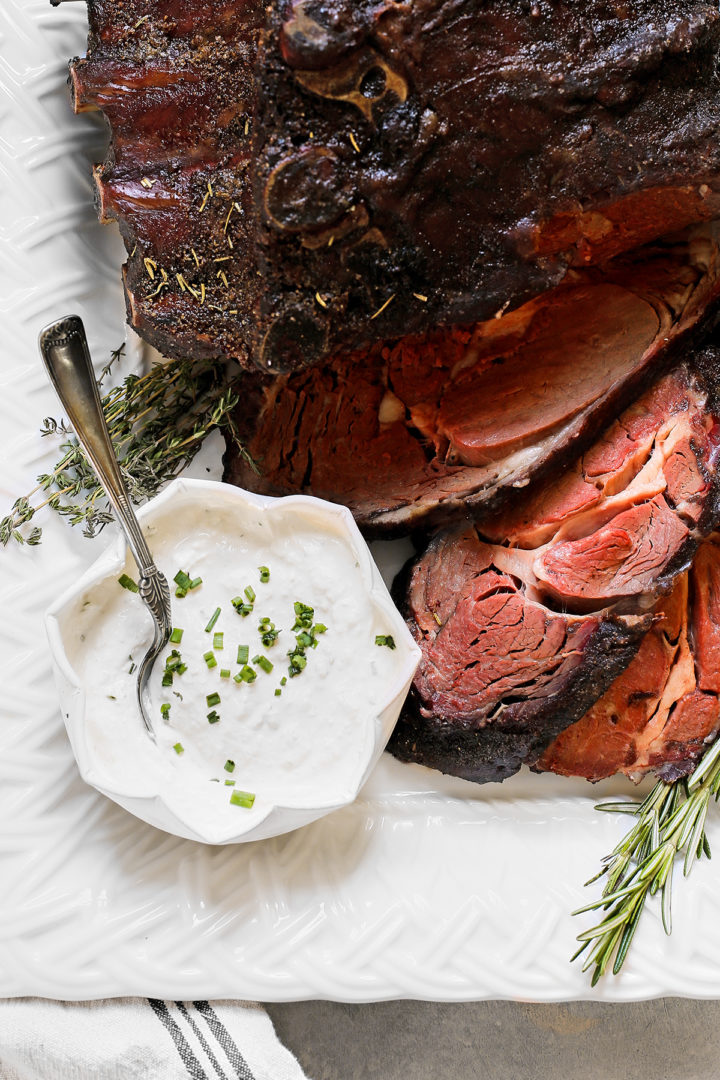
[572,735,720,984]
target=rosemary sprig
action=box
[1,349,252,546]
[573,735,720,984]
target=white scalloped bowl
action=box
[45,478,420,844]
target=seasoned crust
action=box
[74,0,720,370]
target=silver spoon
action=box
[39,315,171,740]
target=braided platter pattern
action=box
[2,0,720,1002]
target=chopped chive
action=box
[189,576,203,590]
[258,619,279,647]
[244,585,256,603]
[162,671,173,687]
[175,587,188,599]
[230,789,255,809]
[118,573,139,593]
[173,742,184,754]
[207,710,220,724]
[239,664,257,683]
[313,623,327,635]
[237,644,249,665]
[280,677,287,686]
[213,632,224,650]
[253,655,273,674]
[224,759,235,773]
[205,607,221,633]
[375,634,396,649]
[225,779,236,786]
[160,702,171,721]
[206,692,221,707]
[128,661,137,675]
[204,651,217,669]
[170,627,184,644]
[220,668,231,679]
[274,688,282,697]
[287,651,307,677]
[292,601,314,630]
[296,631,313,649]
[232,597,253,617]
[174,569,192,589]
[259,566,270,583]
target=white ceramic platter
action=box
[3,1,720,1002]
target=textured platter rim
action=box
[3,0,720,1004]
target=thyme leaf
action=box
[1,348,253,546]
[573,735,720,984]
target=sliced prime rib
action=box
[479,362,720,609]
[224,227,720,534]
[70,0,720,370]
[385,527,653,784]
[387,359,720,783]
[538,537,720,783]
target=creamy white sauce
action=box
[64,495,401,834]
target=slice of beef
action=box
[481,361,720,610]
[224,227,720,534]
[538,536,720,782]
[70,0,720,370]
[385,527,653,784]
[387,359,720,784]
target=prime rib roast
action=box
[225,227,720,533]
[386,358,720,783]
[71,0,720,371]
[69,1,720,784]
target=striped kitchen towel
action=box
[0,999,309,1080]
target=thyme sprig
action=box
[1,348,251,546]
[573,735,720,984]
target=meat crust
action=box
[73,0,720,370]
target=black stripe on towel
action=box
[193,1000,256,1080]
[176,1001,231,1080]
[148,998,210,1080]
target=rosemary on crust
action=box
[1,346,252,546]
[572,735,720,984]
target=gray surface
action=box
[266,999,718,1080]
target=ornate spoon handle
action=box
[39,316,171,735]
